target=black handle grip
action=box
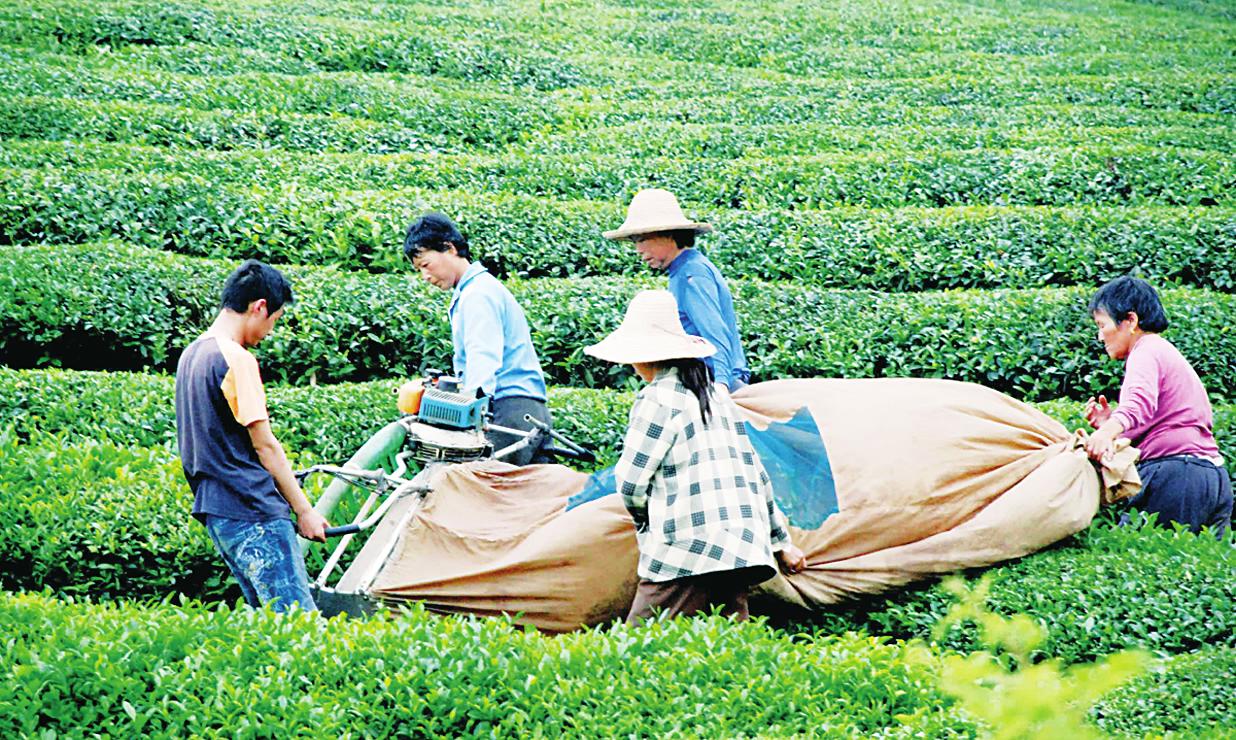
[542,445,597,464]
[323,524,361,537]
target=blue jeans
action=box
[204,515,317,612]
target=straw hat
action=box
[603,189,713,241]
[585,290,716,364]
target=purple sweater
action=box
[1111,333,1220,462]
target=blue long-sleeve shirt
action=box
[666,249,750,390]
[448,262,548,401]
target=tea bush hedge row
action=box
[2,590,1232,737]
[1091,645,1236,737]
[5,48,1233,136]
[0,591,977,738]
[3,368,1232,474]
[814,520,1236,666]
[10,93,1236,161]
[5,243,1236,401]
[2,138,1230,211]
[0,367,634,467]
[0,59,559,150]
[3,159,1233,288]
[5,1,1235,104]
[0,435,222,600]
[0,2,588,90]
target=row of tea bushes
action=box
[5,243,1236,400]
[2,153,1233,289]
[0,590,972,737]
[3,138,1230,210]
[3,368,1232,472]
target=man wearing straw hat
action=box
[605,189,751,392]
[403,212,552,465]
[586,290,805,623]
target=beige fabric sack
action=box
[373,378,1139,631]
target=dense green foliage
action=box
[2,153,1233,289]
[1092,645,1236,738]
[3,0,1234,734]
[812,521,1236,665]
[6,243,1236,402]
[0,591,976,738]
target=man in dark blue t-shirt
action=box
[175,260,327,611]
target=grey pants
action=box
[489,395,553,466]
[1126,455,1232,537]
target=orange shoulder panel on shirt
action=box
[216,336,269,427]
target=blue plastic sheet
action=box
[566,466,616,511]
[565,406,838,530]
[745,406,838,529]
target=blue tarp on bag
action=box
[566,406,838,529]
[745,405,838,529]
[566,466,616,511]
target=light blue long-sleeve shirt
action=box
[448,262,548,401]
[666,249,750,390]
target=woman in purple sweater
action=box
[1084,276,1232,536]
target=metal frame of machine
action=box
[296,375,593,617]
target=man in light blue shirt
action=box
[605,189,751,391]
[404,212,552,464]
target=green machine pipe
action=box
[299,420,407,555]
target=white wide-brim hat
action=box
[585,290,716,364]
[603,188,713,241]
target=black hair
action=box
[403,212,470,261]
[220,259,293,314]
[663,358,714,425]
[665,229,696,250]
[1087,275,1169,333]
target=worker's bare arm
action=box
[248,420,328,542]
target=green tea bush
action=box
[6,243,1236,401]
[0,368,633,466]
[814,520,1236,665]
[0,591,973,738]
[2,139,1230,211]
[0,57,558,149]
[1091,645,1236,738]
[931,577,1149,740]
[3,155,1233,289]
[0,433,222,600]
[1,2,587,89]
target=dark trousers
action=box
[625,566,771,625]
[489,395,553,466]
[1126,455,1233,537]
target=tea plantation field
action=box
[1,0,1234,736]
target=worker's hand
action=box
[1084,425,1119,463]
[1084,395,1112,430]
[776,544,807,575]
[295,508,329,543]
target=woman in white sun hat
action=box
[605,189,751,392]
[586,290,805,624]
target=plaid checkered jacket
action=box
[615,368,790,582]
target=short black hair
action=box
[1088,275,1168,333]
[403,212,470,261]
[666,229,696,250]
[221,259,294,314]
